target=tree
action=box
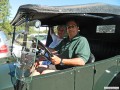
[0,0,12,34]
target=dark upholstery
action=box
[86,53,95,64]
[89,40,120,61]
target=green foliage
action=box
[0,0,10,21]
[2,21,12,33]
[0,0,12,34]
[0,0,49,35]
[41,29,48,34]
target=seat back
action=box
[86,53,95,64]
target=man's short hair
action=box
[57,25,66,30]
[66,19,79,26]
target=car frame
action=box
[0,3,120,90]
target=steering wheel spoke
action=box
[32,38,53,60]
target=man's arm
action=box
[61,58,85,66]
[50,55,85,66]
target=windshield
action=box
[35,35,47,40]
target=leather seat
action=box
[86,53,95,64]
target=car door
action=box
[28,68,75,90]
[74,63,95,90]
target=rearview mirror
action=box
[35,20,41,28]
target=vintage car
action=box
[0,3,120,90]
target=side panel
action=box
[93,57,118,90]
[74,64,94,90]
[117,56,120,73]
[29,69,74,90]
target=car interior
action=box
[44,14,120,62]
[77,15,120,61]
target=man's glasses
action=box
[67,25,77,29]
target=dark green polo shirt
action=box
[55,34,90,63]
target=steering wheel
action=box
[32,37,53,60]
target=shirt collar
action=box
[67,33,80,41]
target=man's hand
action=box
[50,55,61,65]
[38,56,46,61]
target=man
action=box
[31,19,90,75]
[40,25,66,65]
[49,25,66,48]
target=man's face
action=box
[57,27,65,38]
[66,20,79,37]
